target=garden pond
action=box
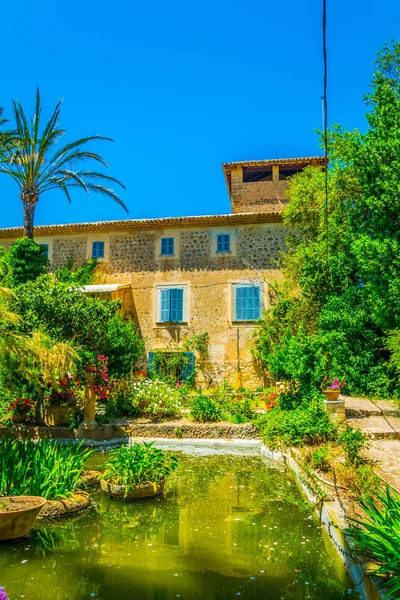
[0,447,360,600]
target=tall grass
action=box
[0,437,92,500]
[346,485,400,599]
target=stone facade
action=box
[0,156,324,388]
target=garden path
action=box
[343,396,400,492]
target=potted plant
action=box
[322,379,346,401]
[101,442,179,499]
[0,496,47,540]
[43,375,81,426]
[8,398,36,424]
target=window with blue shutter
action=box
[41,244,49,257]
[159,288,184,322]
[235,285,261,321]
[161,237,174,255]
[182,352,195,383]
[92,241,105,258]
[217,234,231,253]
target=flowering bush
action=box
[327,379,346,390]
[131,378,182,418]
[8,397,35,417]
[45,375,82,406]
[87,354,110,400]
[0,586,9,600]
[264,392,277,411]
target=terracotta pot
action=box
[322,389,341,401]
[0,496,47,541]
[100,479,165,500]
[44,406,77,427]
[11,414,28,424]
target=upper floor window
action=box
[159,287,185,323]
[233,284,262,321]
[243,166,273,182]
[40,244,49,257]
[216,234,231,254]
[278,166,304,180]
[92,241,105,259]
[161,237,174,256]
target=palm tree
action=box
[0,90,127,238]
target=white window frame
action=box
[86,234,110,262]
[211,228,236,257]
[155,283,190,325]
[157,231,179,260]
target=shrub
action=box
[190,392,224,423]
[3,238,49,286]
[105,314,144,377]
[54,258,97,286]
[105,378,140,419]
[102,442,178,489]
[131,378,182,419]
[338,426,368,465]
[346,485,400,597]
[13,277,144,377]
[0,438,91,499]
[256,399,336,449]
[310,445,330,472]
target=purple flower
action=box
[0,587,10,600]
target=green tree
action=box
[4,237,49,286]
[254,41,400,399]
[0,90,127,238]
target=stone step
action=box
[347,415,400,439]
[344,396,399,418]
[364,440,400,492]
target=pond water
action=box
[0,449,360,600]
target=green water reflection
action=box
[0,452,360,600]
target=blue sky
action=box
[1,0,399,228]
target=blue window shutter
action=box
[160,289,170,322]
[170,288,183,322]
[251,286,261,320]
[161,238,174,255]
[182,352,195,382]
[92,241,104,258]
[217,234,230,253]
[235,286,261,320]
[148,352,156,376]
[236,287,247,320]
[41,244,49,257]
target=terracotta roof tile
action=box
[0,211,284,240]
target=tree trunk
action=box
[22,200,36,239]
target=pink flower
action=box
[0,587,10,600]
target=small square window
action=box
[161,237,174,256]
[217,234,231,253]
[92,241,105,259]
[234,284,261,321]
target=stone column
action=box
[80,365,98,430]
[324,399,346,425]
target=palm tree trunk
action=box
[23,201,36,239]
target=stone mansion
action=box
[0,156,324,387]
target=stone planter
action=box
[11,414,29,425]
[44,406,77,427]
[322,389,341,401]
[0,496,47,540]
[38,491,91,519]
[100,479,165,500]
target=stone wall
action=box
[230,166,290,214]
[3,222,288,388]
[52,237,87,269]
